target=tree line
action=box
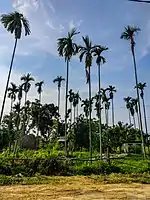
[0,11,149,159]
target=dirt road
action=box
[0,176,150,199]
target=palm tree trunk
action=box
[64,60,69,156]
[36,93,41,149]
[142,97,148,135]
[88,66,92,164]
[133,115,136,129]
[74,106,76,124]
[112,98,115,126]
[77,104,79,120]
[132,48,145,158]
[70,102,72,124]
[0,39,18,124]
[98,63,102,160]
[58,86,60,114]
[105,107,107,125]
[8,99,13,152]
[128,111,132,125]
[136,111,140,130]
[56,86,60,139]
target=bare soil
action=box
[0,176,150,199]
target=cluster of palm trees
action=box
[57,24,148,159]
[0,10,149,159]
[124,83,148,135]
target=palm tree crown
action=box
[121,25,140,50]
[35,81,44,95]
[57,28,79,62]
[8,82,18,102]
[21,73,35,93]
[79,36,98,83]
[136,82,147,99]
[93,46,108,65]
[53,76,65,88]
[1,11,30,39]
[108,85,116,99]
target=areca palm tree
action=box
[35,81,44,103]
[93,45,108,159]
[107,85,116,126]
[131,98,140,129]
[81,99,90,120]
[53,76,65,117]
[21,73,34,136]
[35,81,44,144]
[21,73,35,105]
[8,83,18,113]
[0,12,30,123]
[79,35,98,161]
[124,96,132,125]
[57,28,79,155]
[121,25,145,157]
[18,85,23,106]
[129,101,136,128]
[75,91,81,120]
[136,83,148,136]
[72,92,81,123]
[68,89,74,124]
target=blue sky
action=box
[0,0,150,130]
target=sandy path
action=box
[0,176,150,199]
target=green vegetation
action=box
[0,10,149,186]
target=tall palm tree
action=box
[129,101,136,128]
[57,28,79,155]
[81,99,90,120]
[0,12,30,123]
[35,81,44,103]
[101,88,110,125]
[93,46,108,159]
[137,83,148,136]
[75,91,81,120]
[18,85,23,106]
[108,85,116,126]
[72,92,81,123]
[68,89,74,124]
[79,35,98,162]
[8,83,18,113]
[21,73,34,136]
[53,76,65,117]
[124,96,132,125]
[21,73,35,105]
[131,98,140,129]
[121,25,145,157]
[35,81,44,144]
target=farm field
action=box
[0,176,150,200]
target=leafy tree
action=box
[0,12,30,123]
[121,25,145,157]
[57,28,79,154]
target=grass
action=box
[0,176,150,199]
[0,173,150,186]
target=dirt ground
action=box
[0,176,150,200]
